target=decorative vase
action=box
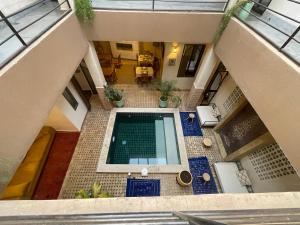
[114,98,124,108]
[176,170,193,187]
[159,96,168,108]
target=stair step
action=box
[163,117,179,164]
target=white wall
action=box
[240,143,300,192]
[0,0,36,15]
[268,0,300,21]
[211,75,237,117]
[161,43,195,90]
[110,41,139,60]
[85,11,223,43]
[45,83,88,131]
[215,18,300,174]
[0,13,87,191]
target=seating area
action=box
[95,41,163,85]
[0,127,55,200]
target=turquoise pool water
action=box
[106,113,180,165]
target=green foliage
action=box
[171,95,182,108]
[153,80,182,107]
[155,80,177,99]
[213,0,249,44]
[75,0,94,24]
[75,182,113,199]
[104,85,123,102]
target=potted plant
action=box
[74,0,94,24]
[75,182,113,198]
[155,80,182,108]
[104,85,124,108]
[176,170,193,187]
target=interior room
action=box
[94,41,164,85]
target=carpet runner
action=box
[32,132,80,200]
[126,179,160,197]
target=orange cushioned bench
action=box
[0,126,56,200]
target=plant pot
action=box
[176,170,193,187]
[159,96,168,108]
[114,98,124,108]
[239,2,254,20]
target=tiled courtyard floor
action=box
[59,85,222,199]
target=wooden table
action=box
[138,54,154,66]
[135,67,154,78]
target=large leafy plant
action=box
[75,182,113,198]
[213,0,249,44]
[75,0,94,24]
[154,80,182,107]
[104,85,123,102]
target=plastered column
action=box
[84,41,112,110]
[186,44,219,109]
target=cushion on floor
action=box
[0,182,30,200]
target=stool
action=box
[185,113,196,123]
[198,172,211,185]
[202,137,212,148]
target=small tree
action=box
[75,182,113,199]
[74,0,94,24]
[213,0,249,44]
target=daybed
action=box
[0,126,56,200]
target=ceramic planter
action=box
[176,170,193,187]
[159,96,168,108]
[114,98,124,108]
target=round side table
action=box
[203,137,212,148]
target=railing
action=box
[0,0,72,69]
[92,0,229,12]
[0,209,300,224]
[235,0,300,65]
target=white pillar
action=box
[186,44,219,109]
[84,42,111,109]
[84,42,106,87]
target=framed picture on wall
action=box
[168,58,176,66]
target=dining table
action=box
[138,54,154,66]
[135,66,154,78]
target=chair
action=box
[114,55,122,69]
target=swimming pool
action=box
[97,108,189,173]
[107,112,180,165]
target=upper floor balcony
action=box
[91,0,229,11]
[0,0,299,69]
[0,0,72,68]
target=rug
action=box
[180,112,203,136]
[32,132,80,200]
[188,157,218,194]
[126,179,160,197]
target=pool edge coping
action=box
[96,108,189,173]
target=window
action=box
[201,62,228,105]
[116,43,133,51]
[177,44,205,77]
[63,87,78,110]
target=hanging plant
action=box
[213,0,249,44]
[75,0,94,24]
